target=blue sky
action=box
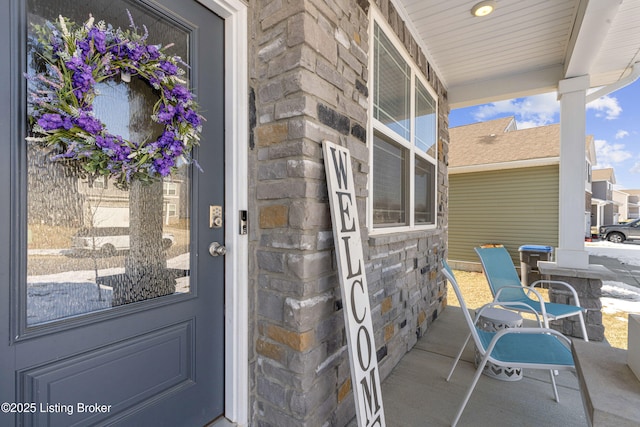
[449,79,640,190]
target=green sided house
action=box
[448,117,596,269]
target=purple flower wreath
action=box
[25,12,204,188]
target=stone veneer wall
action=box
[248,0,450,424]
[549,276,604,341]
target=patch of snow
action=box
[602,280,640,300]
[602,297,640,315]
[166,252,190,270]
[601,280,640,314]
[28,283,112,325]
[585,242,640,314]
[26,253,191,325]
[586,241,640,267]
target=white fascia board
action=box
[448,65,563,109]
[564,0,622,78]
[449,157,559,175]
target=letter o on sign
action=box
[356,325,372,371]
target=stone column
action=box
[249,0,371,424]
[248,0,449,424]
[539,262,608,341]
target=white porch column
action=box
[556,75,590,269]
[597,203,603,230]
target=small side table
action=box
[475,307,523,381]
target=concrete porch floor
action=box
[372,306,587,427]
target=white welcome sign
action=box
[322,140,385,427]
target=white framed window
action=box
[368,15,438,233]
[163,182,177,196]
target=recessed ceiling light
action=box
[471,1,496,17]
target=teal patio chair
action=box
[442,261,576,427]
[475,246,589,342]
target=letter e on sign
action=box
[322,140,385,427]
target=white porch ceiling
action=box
[395,0,640,108]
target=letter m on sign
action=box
[322,140,386,427]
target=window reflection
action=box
[373,133,406,226]
[26,0,192,325]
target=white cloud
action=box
[587,95,622,120]
[515,120,540,130]
[473,100,521,120]
[472,92,559,127]
[615,130,629,139]
[470,93,624,129]
[594,139,632,168]
[631,161,640,174]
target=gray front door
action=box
[0,0,225,425]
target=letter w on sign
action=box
[322,140,385,427]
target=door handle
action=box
[209,242,227,257]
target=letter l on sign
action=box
[322,140,385,427]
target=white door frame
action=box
[196,0,248,424]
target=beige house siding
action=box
[449,165,559,267]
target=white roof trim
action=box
[449,157,560,175]
[564,0,622,78]
[448,65,563,109]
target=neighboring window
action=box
[163,182,177,196]
[371,21,437,230]
[163,202,177,218]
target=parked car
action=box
[71,227,175,256]
[599,218,640,243]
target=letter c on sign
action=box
[351,279,366,324]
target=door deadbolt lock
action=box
[210,205,223,228]
[209,242,227,257]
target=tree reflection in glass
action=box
[25,3,192,324]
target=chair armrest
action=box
[530,279,582,308]
[494,285,545,303]
[494,286,549,327]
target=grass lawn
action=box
[448,269,629,349]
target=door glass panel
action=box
[26,0,192,326]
